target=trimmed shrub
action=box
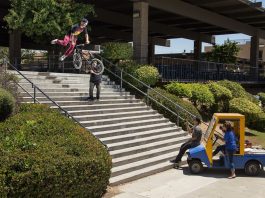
[258,92,265,107]
[148,87,201,126]
[190,83,215,107]
[135,65,159,87]
[208,82,232,112]
[0,88,15,121]
[165,82,192,98]
[217,80,259,105]
[229,98,264,130]
[251,113,265,132]
[0,72,19,99]
[102,42,133,62]
[229,98,263,115]
[0,104,112,197]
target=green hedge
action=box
[148,88,201,126]
[217,80,259,105]
[208,82,232,112]
[165,82,192,98]
[135,65,159,87]
[190,83,215,107]
[0,104,112,197]
[229,98,264,131]
[0,72,19,100]
[250,113,265,132]
[0,88,15,121]
[258,92,265,107]
[102,42,133,62]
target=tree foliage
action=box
[207,39,240,63]
[4,0,94,44]
[102,42,133,63]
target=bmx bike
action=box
[73,44,104,75]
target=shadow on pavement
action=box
[177,166,265,179]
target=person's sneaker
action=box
[51,39,58,44]
[59,55,66,62]
[170,159,177,164]
[174,162,181,169]
[88,97,94,101]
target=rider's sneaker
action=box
[51,39,58,44]
[59,55,66,62]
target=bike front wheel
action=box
[73,52,82,70]
[90,58,104,75]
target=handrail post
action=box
[33,86,36,104]
[120,69,123,91]
[62,60,65,73]
[146,85,150,106]
[4,58,7,72]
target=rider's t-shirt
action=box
[68,24,88,36]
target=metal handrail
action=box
[2,58,107,148]
[103,65,186,125]
[97,55,196,125]
[97,55,224,143]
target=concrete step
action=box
[109,136,187,158]
[74,110,156,121]
[111,148,184,177]
[21,95,135,102]
[52,103,146,111]
[112,142,185,167]
[93,122,176,138]
[18,79,113,85]
[109,159,174,186]
[19,91,131,97]
[22,99,141,106]
[107,132,186,151]
[80,114,162,127]
[67,106,149,116]
[18,83,120,89]
[101,127,183,144]
[18,87,125,92]
[88,118,170,133]
[9,70,108,78]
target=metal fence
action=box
[154,56,265,82]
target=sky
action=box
[155,0,265,54]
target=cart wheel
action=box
[189,160,203,174]
[245,161,262,176]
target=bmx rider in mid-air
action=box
[51,18,90,61]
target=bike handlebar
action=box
[76,44,86,47]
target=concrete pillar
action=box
[133,0,149,64]
[9,30,21,68]
[194,38,202,60]
[148,39,155,64]
[250,35,259,81]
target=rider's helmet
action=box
[81,18,89,26]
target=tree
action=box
[0,47,9,62]
[207,39,240,64]
[4,0,94,44]
[102,42,133,63]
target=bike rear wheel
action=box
[73,52,82,70]
[90,58,104,75]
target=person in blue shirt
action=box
[222,121,237,179]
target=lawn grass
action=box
[245,128,265,148]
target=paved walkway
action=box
[105,166,265,198]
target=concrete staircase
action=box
[12,71,189,186]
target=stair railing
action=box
[96,55,223,143]
[97,55,195,127]
[2,58,107,148]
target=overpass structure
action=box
[2,0,265,79]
